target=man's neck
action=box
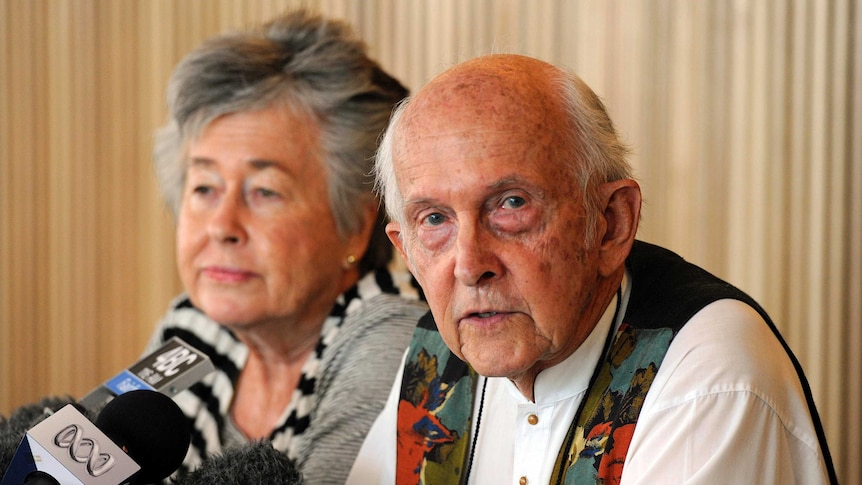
[507,273,625,402]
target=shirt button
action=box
[519,476,528,485]
[527,413,539,425]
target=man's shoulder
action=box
[626,241,768,332]
[628,299,829,481]
[647,299,805,413]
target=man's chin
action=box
[462,351,535,381]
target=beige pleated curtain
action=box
[1,0,859,482]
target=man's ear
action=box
[385,220,413,273]
[597,179,641,276]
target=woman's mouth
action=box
[202,267,255,283]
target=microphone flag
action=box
[80,336,215,411]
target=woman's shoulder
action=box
[327,283,427,362]
[317,292,424,399]
[342,291,427,336]
[342,265,428,329]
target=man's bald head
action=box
[376,54,632,239]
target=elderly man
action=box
[348,54,836,484]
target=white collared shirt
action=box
[466,285,618,485]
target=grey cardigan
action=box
[144,268,427,483]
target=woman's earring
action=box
[344,254,357,268]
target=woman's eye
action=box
[502,195,526,209]
[192,185,212,195]
[256,187,279,198]
[423,212,446,226]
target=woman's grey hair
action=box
[374,66,632,246]
[153,10,408,273]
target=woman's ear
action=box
[597,179,641,276]
[346,202,379,263]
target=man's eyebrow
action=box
[488,176,548,199]
[488,176,530,189]
[486,177,516,189]
[403,197,440,210]
[402,177,545,205]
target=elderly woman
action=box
[145,10,426,483]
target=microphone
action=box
[171,441,304,485]
[1,390,190,485]
[79,337,215,412]
[95,390,190,484]
[1,404,140,484]
[1,397,94,478]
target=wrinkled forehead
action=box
[391,57,568,178]
[401,56,563,138]
[385,58,579,203]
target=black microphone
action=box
[80,337,215,413]
[96,390,190,484]
[171,441,303,485]
[18,471,58,485]
[1,390,190,485]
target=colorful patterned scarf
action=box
[395,312,476,484]
[549,323,677,484]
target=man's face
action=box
[387,82,608,385]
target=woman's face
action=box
[176,105,363,332]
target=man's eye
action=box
[424,212,446,226]
[192,185,212,195]
[502,196,526,209]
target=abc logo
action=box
[153,345,198,377]
[53,424,116,477]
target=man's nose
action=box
[453,220,501,287]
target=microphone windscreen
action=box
[0,396,92,474]
[172,440,303,485]
[95,389,190,484]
